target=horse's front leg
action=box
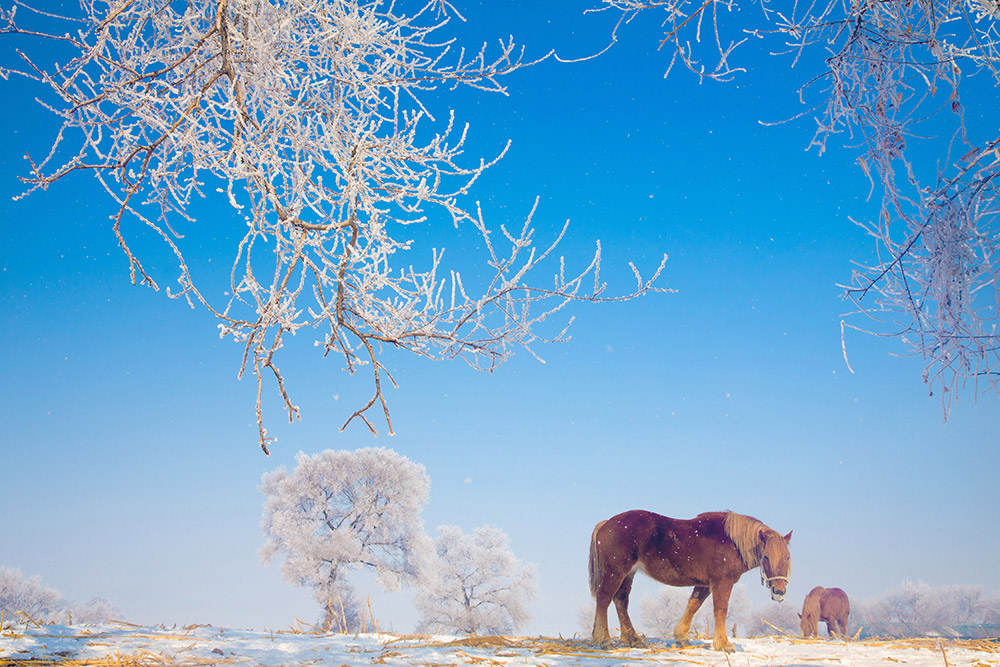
[673,586,709,647]
[709,579,736,652]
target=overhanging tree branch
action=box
[2,0,669,452]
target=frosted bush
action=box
[0,567,62,623]
[69,597,121,625]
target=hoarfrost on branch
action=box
[595,0,1000,418]
[1,0,669,452]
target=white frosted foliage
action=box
[414,524,537,635]
[259,447,431,628]
[0,568,62,622]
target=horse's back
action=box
[823,587,850,616]
[826,587,849,602]
[803,586,822,604]
[599,509,729,550]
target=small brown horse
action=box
[589,510,792,652]
[800,586,850,638]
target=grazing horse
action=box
[800,586,850,638]
[589,509,792,652]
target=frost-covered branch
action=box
[2,0,669,452]
[586,0,749,81]
[592,0,1000,418]
[791,0,1000,416]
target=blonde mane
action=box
[802,587,823,619]
[723,511,771,569]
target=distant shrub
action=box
[745,600,800,637]
[1,567,123,627]
[640,587,708,639]
[636,584,752,639]
[0,567,62,622]
[853,581,1000,638]
[69,597,121,625]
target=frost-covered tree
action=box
[640,584,750,639]
[259,447,431,631]
[0,1,667,453]
[414,524,536,635]
[594,0,1000,418]
[0,567,62,622]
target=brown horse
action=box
[589,509,792,652]
[800,586,850,638]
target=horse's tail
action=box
[588,520,607,597]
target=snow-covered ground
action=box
[1,621,997,667]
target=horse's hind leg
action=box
[673,586,710,647]
[613,573,646,648]
[591,587,614,648]
[592,568,628,648]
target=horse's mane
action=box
[723,511,772,569]
[802,586,824,618]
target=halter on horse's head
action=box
[759,529,793,601]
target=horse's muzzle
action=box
[762,573,788,602]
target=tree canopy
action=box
[259,447,431,630]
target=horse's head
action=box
[799,611,817,636]
[759,529,792,601]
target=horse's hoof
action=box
[625,638,648,649]
[714,642,737,653]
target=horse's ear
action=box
[783,530,793,544]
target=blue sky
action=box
[1,0,998,636]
